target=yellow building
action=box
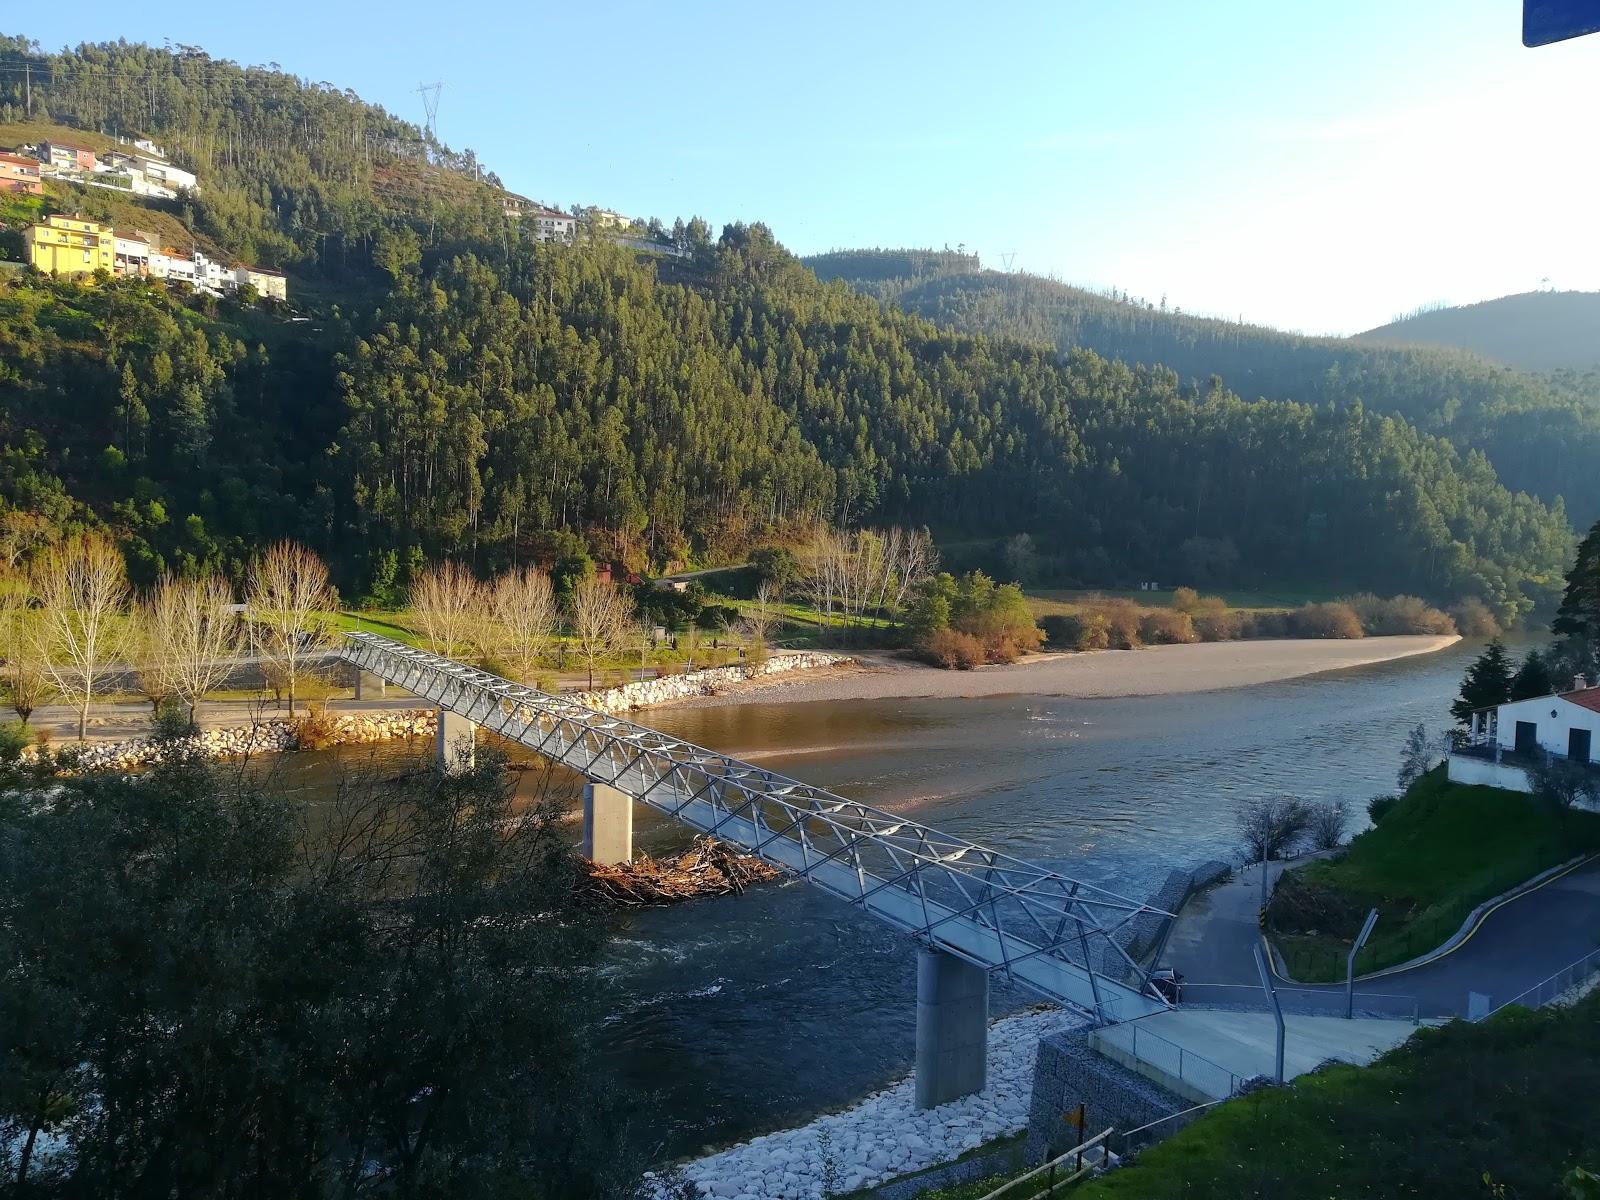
[25,214,114,277]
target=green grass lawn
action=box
[1067,994,1600,1199]
[1270,770,1600,980]
[328,610,425,646]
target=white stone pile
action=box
[39,709,437,771]
[644,1007,1082,1200]
[573,652,852,715]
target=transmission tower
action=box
[1000,251,1019,272]
[415,81,443,139]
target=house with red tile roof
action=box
[1450,676,1600,792]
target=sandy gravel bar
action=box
[671,635,1460,708]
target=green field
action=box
[1270,770,1600,980]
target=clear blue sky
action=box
[14,1,1599,333]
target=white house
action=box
[532,207,576,244]
[235,264,288,302]
[113,229,152,275]
[1449,677,1600,792]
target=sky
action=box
[12,0,1600,334]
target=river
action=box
[267,636,1492,1162]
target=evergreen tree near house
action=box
[1510,649,1555,701]
[1554,519,1600,658]
[1451,639,1515,726]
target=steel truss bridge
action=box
[340,632,1169,1024]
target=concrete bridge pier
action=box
[582,782,633,865]
[434,708,476,773]
[915,948,990,1109]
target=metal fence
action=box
[1181,982,1428,1022]
[1477,945,1600,1020]
[1091,1021,1241,1103]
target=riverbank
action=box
[671,635,1461,709]
[645,1006,1081,1200]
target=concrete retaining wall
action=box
[1024,1027,1186,1161]
[1446,753,1533,793]
[570,652,852,714]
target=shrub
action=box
[0,719,32,763]
[1139,610,1197,645]
[1171,586,1201,613]
[1097,600,1143,649]
[1449,596,1502,637]
[293,702,341,751]
[1241,610,1290,639]
[1288,602,1364,639]
[1038,614,1077,649]
[1305,799,1350,850]
[1367,795,1398,824]
[1194,609,1246,642]
[1073,611,1112,651]
[1344,593,1456,636]
[923,627,985,670]
[153,697,194,741]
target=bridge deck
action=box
[341,632,1168,1023]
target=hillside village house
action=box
[24,214,114,276]
[235,264,287,301]
[0,152,43,195]
[532,206,576,243]
[1449,677,1600,792]
[587,207,632,231]
[40,139,97,172]
[113,229,156,275]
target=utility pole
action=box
[24,62,31,117]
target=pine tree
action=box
[1451,639,1515,726]
[1554,519,1600,649]
[1509,649,1555,701]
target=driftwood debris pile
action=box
[584,836,782,906]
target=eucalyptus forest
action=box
[0,35,1584,628]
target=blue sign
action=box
[1525,0,1600,46]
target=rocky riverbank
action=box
[570,652,854,714]
[38,709,437,771]
[644,1006,1082,1200]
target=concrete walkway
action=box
[1162,855,1600,1018]
[1093,1009,1423,1103]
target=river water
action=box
[269,638,1490,1161]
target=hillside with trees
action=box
[807,251,1600,527]
[1356,290,1600,373]
[0,38,1579,626]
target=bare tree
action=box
[247,541,333,717]
[567,577,633,689]
[485,567,557,683]
[0,573,48,723]
[1234,795,1313,863]
[30,532,128,740]
[1305,799,1350,851]
[1397,723,1439,792]
[409,561,482,658]
[140,573,241,728]
[738,583,782,649]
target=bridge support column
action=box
[434,708,476,774]
[582,782,633,865]
[915,948,989,1109]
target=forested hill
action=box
[0,34,516,276]
[806,250,1600,526]
[1356,291,1600,373]
[0,40,1577,622]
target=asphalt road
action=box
[1164,856,1600,1018]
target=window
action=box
[83,250,91,263]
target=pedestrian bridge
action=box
[339,632,1170,1106]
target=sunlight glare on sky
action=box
[15,0,1599,333]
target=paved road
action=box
[1164,856,1600,1018]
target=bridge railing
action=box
[340,632,1171,1023]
